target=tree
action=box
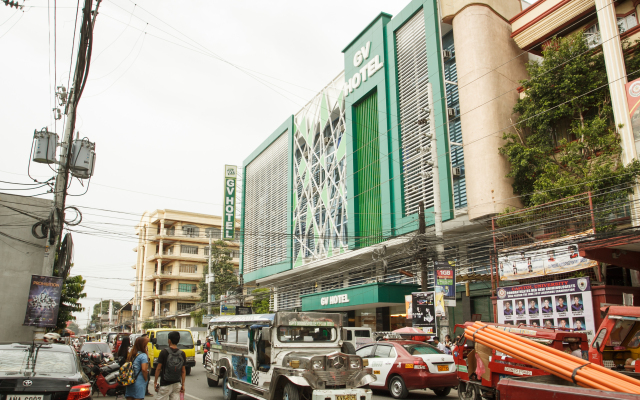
[90,299,123,330]
[199,240,238,304]
[67,321,80,334]
[190,309,207,327]
[142,321,157,330]
[55,275,87,331]
[499,33,640,207]
[251,288,271,314]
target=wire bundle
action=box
[464,322,640,394]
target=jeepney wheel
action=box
[389,376,409,399]
[458,382,478,400]
[433,387,451,397]
[222,371,238,400]
[283,382,301,400]
[185,367,191,375]
[207,378,219,387]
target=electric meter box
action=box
[33,129,58,164]
[70,139,95,172]
[72,151,95,179]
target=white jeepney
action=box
[205,312,375,400]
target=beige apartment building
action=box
[133,209,240,329]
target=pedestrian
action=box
[117,336,131,366]
[154,331,186,400]
[203,337,211,365]
[444,335,453,355]
[433,337,446,353]
[125,336,150,400]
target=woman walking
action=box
[125,336,150,400]
[117,336,131,366]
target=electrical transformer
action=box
[72,151,95,179]
[70,138,95,172]
[33,128,58,164]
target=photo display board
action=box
[412,291,437,335]
[496,277,595,342]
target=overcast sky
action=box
[0,0,411,328]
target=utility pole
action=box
[208,237,212,316]
[99,299,103,332]
[42,0,100,277]
[419,202,428,291]
[427,82,444,260]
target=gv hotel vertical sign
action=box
[223,165,237,240]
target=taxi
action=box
[355,340,457,398]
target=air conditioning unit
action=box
[452,167,463,177]
[447,108,459,119]
[442,50,453,61]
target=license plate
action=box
[336,395,356,400]
[437,365,449,372]
[7,396,44,400]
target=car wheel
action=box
[389,376,409,399]
[185,367,191,375]
[433,387,451,397]
[283,382,300,400]
[458,382,478,400]
[222,371,237,400]
[207,378,218,387]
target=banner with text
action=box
[497,277,595,342]
[412,291,437,335]
[223,165,238,240]
[498,230,597,281]
[435,261,456,313]
[23,275,64,327]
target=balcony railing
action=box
[154,228,240,242]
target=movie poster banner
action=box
[435,262,456,312]
[23,275,63,327]
[498,230,598,281]
[412,292,437,335]
[496,277,595,341]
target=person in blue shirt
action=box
[125,336,150,400]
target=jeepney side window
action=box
[228,329,237,343]
[593,328,607,349]
[237,330,248,344]
[627,327,640,348]
[219,328,227,342]
[355,330,370,338]
[346,331,353,341]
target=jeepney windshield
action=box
[277,326,337,342]
[627,328,640,348]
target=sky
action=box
[0,0,410,328]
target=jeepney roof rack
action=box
[208,314,275,328]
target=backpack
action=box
[117,354,141,386]
[162,348,184,382]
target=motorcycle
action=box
[80,352,125,397]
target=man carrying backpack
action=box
[154,331,186,400]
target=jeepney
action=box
[205,312,375,400]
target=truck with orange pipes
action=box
[453,321,589,399]
[589,306,640,373]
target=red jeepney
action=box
[589,306,640,374]
[453,321,589,399]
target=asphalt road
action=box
[169,364,458,400]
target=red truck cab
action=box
[453,321,588,399]
[589,306,640,373]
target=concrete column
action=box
[155,278,160,295]
[154,298,160,317]
[452,4,529,220]
[160,219,165,235]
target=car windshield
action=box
[403,343,442,355]
[156,331,194,349]
[0,349,75,375]
[82,343,111,353]
[277,326,337,342]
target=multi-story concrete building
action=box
[133,209,240,329]
[240,0,534,333]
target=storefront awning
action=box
[300,282,419,312]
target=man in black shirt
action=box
[154,331,187,400]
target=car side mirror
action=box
[262,327,271,340]
[196,340,202,346]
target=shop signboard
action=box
[411,291,437,335]
[496,277,596,342]
[23,275,63,327]
[405,295,412,320]
[235,306,252,315]
[222,165,237,240]
[498,230,598,281]
[435,262,456,312]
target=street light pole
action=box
[208,237,212,316]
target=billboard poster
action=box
[435,262,456,311]
[235,306,252,315]
[496,277,595,342]
[498,230,598,281]
[412,292,437,335]
[223,165,238,240]
[23,275,64,327]
[405,295,412,320]
[626,77,640,142]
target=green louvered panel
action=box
[354,91,382,248]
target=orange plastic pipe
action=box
[474,322,640,388]
[466,324,640,393]
[463,331,620,392]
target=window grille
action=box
[182,225,200,238]
[181,245,198,255]
[205,227,221,238]
[179,264,197,274]
[177,302,195,312]
[618,14,638,33]
[585,23,601,48]
[396,8,434,216]
[179,283,198,293]
[244,132,289,274]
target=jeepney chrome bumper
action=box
[311,388,372,400]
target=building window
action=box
[585,23,601,48]
[179,283,198,293]
[618,13,638,33]
[182,225,200,238]
[205,227,221,238]
[177,302,195,312]
[161,266,172,275]
[181,245,198,255]
[179,264,197,274]
[204,247,209,256]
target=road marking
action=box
[185,394,204,400]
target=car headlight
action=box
[312,359,325,370]
[349,357,361,369]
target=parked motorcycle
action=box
[80,352,125,397]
